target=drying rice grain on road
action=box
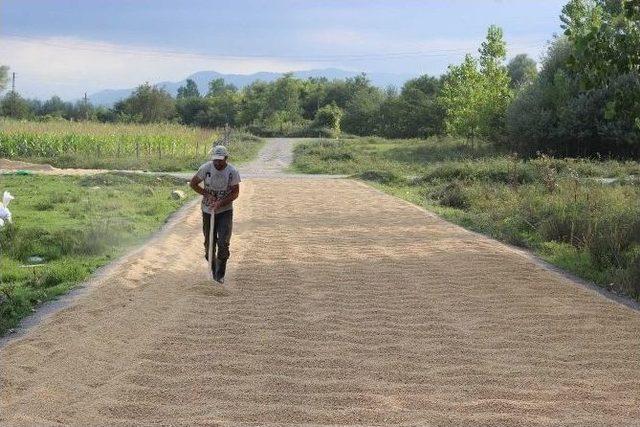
[1,139,639,426]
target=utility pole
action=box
[10,72,16,118]
[84,92,89,121]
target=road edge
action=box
[352,179,640,314]
[0,198,201,349]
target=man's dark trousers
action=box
[202,209,233,279]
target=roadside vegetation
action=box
[290,1,640,300]
[0,172,195,334]
[292,137,640,300]
[0,119,263,171]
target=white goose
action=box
[0,191,14,228]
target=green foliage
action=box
[341,74,385,135]
[0,65,8,93]
[379,75,445,138]
[176,96,209,126]
[478,25,513,140]
[0,70,448,140]
[264,73,302,121]
[1,92,32,119]
[313,102,343,136]
[0,173,195,334]
[430,180,470,209]
[177,79,200,99]
[440,26,513,143]
[440,54,485,141]
[507,0,640,159]
[199,91,241,128]
[207,78,237,97]
[357,170,406,185]
[293,136,640,299]
[114,83,176,123]
[507,54,538,88]
[561,0,640,90]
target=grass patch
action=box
[0,172,195,335]
[293,136,640,300]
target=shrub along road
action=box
[1,139,639,426]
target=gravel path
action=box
[1,140,639,426]
[240,137,347,179]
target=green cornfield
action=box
[0,119,221,171]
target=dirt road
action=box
[1,140,639,426]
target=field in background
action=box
[0,172,195,334]
[292,137,640,299]
[0,119,264,171]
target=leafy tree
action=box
[197,91,241,127]
[206,78,237,97]
[506,38,577,155]
[561,0,640,90]
[322,79,352,109]
[313,102,343,135]
[300,77,328,120]
[71,99,95,121]
[561,0,640,144]
[1,92,32,119]
[114,83,176,123]
[341,74,384,135]
[478,25,513,139]
[176,96,209,125]
[507,54,538,88]
[40,96,71,117]
[395,75,445,137]
[439,26,512,142]
[507,0,640,159]
[177,79,200,99]
[0,66,8,93]
[377,94,404,138]
[439,54,484,142]
[264,73,303,122]
[237,80,269,125]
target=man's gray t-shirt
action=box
[196,162,241,214]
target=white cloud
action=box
[0,32,552,100]
[0,36,315,100]
[306,28,548,59]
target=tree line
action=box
[1,0,638,159]
[0,56,531,139]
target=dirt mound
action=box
[0,158,57,171]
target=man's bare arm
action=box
[215,184,240,210]
[190,175,206,196]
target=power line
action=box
[3,34,549,62]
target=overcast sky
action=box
[0,0,567,100]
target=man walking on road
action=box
[190,145,241,283]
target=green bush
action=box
[430,181,470,210]
[357,170,406,185]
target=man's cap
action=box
[212,145,229,160]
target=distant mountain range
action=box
[87,68,415,107]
